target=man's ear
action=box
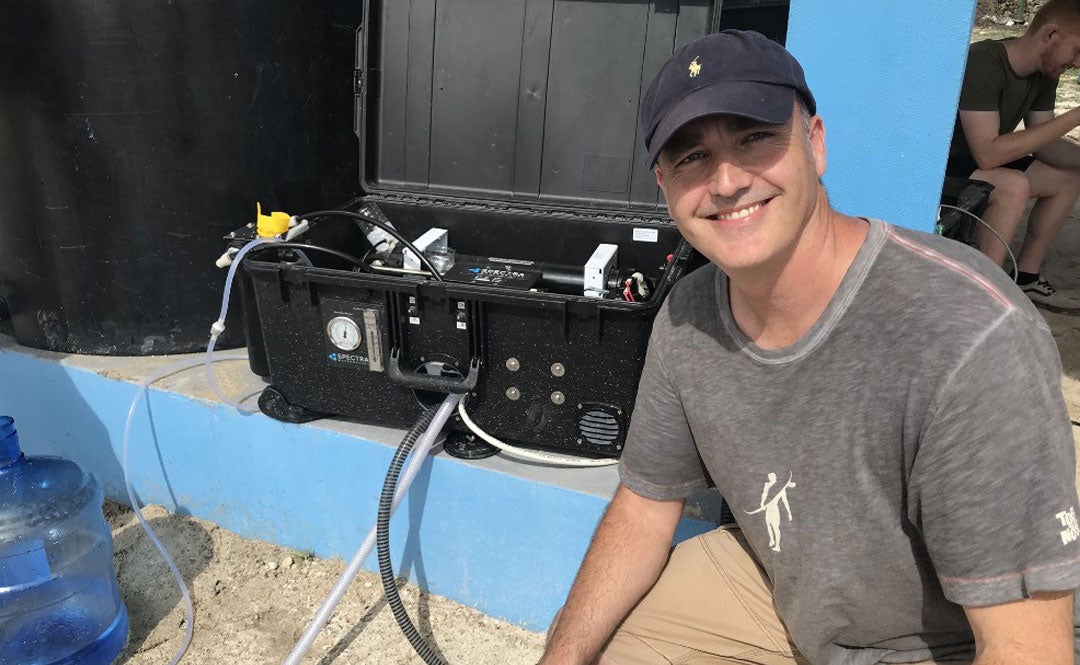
[1039,22,1061,45]
[655,167,665,188]
[809,115,827,178]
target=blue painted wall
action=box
[0,349,714,630]
[787,0,978,232]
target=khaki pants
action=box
[602,527,971,665]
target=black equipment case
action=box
[235,0,726,458]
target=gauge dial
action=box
[327,316,362,351]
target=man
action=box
[947,0,1080,311]
[540,29,1080,665]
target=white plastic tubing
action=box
[120,236,275,664]
[206,237,280,412]
[122,353,248,665]
[282,393,462,665]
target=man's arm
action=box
[964,590,1074,664]
[959,107,1080,171]
[1027,109,1080,169]
[539,484,685,665]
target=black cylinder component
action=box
[0,1,361,354]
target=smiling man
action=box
[947,0,1080,311]
[539,30,1080,665]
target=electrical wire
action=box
[938,204,1018,283]
[244,242,368,270]
[298,208,446,281]
[457,397,620,467]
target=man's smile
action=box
[705,198,772,222]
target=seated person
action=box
[947,0,1080,311]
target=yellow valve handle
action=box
[256,202,290,238]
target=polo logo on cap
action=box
[688,57,701,78]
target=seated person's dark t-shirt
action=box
[947,39,1057,176]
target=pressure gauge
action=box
[326,316,362,351]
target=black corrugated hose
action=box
[376,407,449,665]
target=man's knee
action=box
[982,169,1031,206]
[1025,161,1080,199]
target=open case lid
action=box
[355,0,722,219]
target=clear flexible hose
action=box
[122,354,247,665]
[938,203,1018,283]
[206,237,280,413]
[282,395,459,665]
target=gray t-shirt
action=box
[620,219,1080,664]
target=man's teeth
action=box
[714,202,764,221]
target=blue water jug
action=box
[0,416,128,664]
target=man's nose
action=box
[707,159,752,199]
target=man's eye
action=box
[744,131,773,144]
[677,151,707,166]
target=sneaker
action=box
[1021,278,1080,312]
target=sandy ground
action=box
[107,502,548,664]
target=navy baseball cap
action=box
[641,30,816,167]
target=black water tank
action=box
[719,0,790,44]
[0,1,361,355]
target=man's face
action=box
[653,102,827,274]
[1040,26,1080,79]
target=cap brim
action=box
[646,81,796,168]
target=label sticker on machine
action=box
[442,259,542,290]
[321,300,385,372]
[633,228,659,243]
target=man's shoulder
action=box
[875,222,1047,332]
[963,39,1009,84]
[655,261,721,331]
[665,261,718,308]
[967,38,1008,67]
[969,38,1005,57]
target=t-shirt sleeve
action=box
[911,308,1080,607]
[957,43,1005,112]
[619,300,709,500]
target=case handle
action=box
[386,349,480,394]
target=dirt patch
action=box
[108,503,547,664]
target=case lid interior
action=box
[357,0,721,216]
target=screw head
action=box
[505,387,521,401]
[505,357,521,372]
[550,363,565,377]
[550,391,565,405]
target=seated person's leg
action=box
[1011,159,1080,310]
[601,527,807,665]
[964,165,1031,267]
[1016,159,1080,273]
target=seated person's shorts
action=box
[944,153,1035,179]
[601,527,972,665]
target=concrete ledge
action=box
[0,334,719,630]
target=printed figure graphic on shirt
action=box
[745,472,797,552]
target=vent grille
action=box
[578,409,621,447]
